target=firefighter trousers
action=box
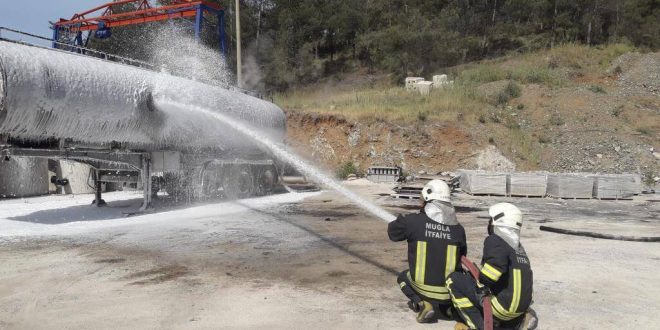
[396,270,455,320]
[446,271,525,330]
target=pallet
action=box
[390,193,420,200]
[507,194,546,198]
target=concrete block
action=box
[591,174,641,199]
[547,174,594,199]
[0,157,49,198]
[405,77,424,91]
[414,81,434,96]
[367,166,401,183]
[508,173,547,197]
[459,170,507,196]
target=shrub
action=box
[588,85,606,94]
[504,81,522,98]
[538,135,551,144]
[496,81,522,105]
[478,114,487,123]
[517,103,525,110]
[636,127,652,135]
[505,118,520,129]
[642,170,656,187]
[610,105,624,117]
[488,137,495,144]
[496,92,510,105]
[336,161,360,179]
[549,113,565,126]
[417,111,428,122]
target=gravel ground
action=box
[0,184,658,329]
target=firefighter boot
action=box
[407,300,421,312]
[517,308,538,330]
[415,301,435,323]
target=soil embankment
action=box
[282,48,659,179]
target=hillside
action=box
[277,44,659,183]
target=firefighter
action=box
[388,179,467,323]
[447,202,534,330]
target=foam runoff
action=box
[156,98,397,223]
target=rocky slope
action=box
[283,51,659,182]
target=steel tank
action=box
[0,41,285,152]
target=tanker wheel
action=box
[257,168,276,196]
[224,165,254,199]
[201,164,224,198]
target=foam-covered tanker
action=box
[0,41,286,200]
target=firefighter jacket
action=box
[479,234,534,322]
[388,210,467,301]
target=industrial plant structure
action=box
[0,1,285,209]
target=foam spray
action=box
[156,98,397,223]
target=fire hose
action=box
[461,255,493,330]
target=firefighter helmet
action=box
[421,179,451,203]
[488,202,523,230]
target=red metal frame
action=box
[55,0,222,32]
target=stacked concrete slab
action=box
[0,157,49,198]
[508,173,548,197]
[414,81,433,96]
[405,77,424,91]
[546,174,594,199]
[591,174,642,200]
[459,170,507,196]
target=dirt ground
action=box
[0,182,658,329]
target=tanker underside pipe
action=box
[92,169,106,207]
[140,155,152,211]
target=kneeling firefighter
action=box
[447,203,534,330]
[388,180,467,323]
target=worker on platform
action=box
[388,179,467,323]
[446,202,534,330]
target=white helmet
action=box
[421,179,451,203]
[488,203,523,230]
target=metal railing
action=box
[0,27,157,70]
[0,27,269,100]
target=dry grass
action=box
[275,43,634,124]
[275,83,486,124]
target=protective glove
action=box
[475,285,492,306]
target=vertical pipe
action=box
[140,155,151,211]
[235,0,242,87]
[51,26,58,49]
[218,10,227,58]
[194,5,203,40]
[94,169,105,207]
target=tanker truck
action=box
[0,38,287,209]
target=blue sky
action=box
[0,1,106,41]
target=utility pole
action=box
[235,0,242,87]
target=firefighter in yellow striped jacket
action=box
[447,203,534,330]
[388,180,467,323]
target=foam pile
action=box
[0,41,285,152]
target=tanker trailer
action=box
[0,40,286,207]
